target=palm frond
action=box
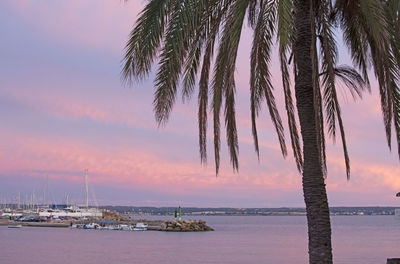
[319,55,369,180]
[331,0,391,178]
[336,105,351,180]
[335,0,370,85]
[212,0,249,173]
[181,0,215,103]
[277,0,303,172]
[385,0,400,160]
[314,67,327,177]
[386,1,400,69]
[198,44,212,164]
[358,0,388,49]
[388,56,400,160]
[277,0,293,52]
[153,0,202,125]
[281,53,303,173]
[336,0,395,151]
[320,0,358,179]
[182,42,202,102]
[198,2,225,164]
[247,0,259,29]
[333,65,369,100]
[373,49,394,150]
[321,66,353,180]
[319,0,338,140]
[122,0,172,82]
[251,0,287,159]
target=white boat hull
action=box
[39,208,102,218]
[133,222,148,231]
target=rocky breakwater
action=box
[160,220,214,232]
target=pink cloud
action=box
[0,130,301,193]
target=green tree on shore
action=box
[122,0,400,263]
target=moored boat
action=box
[118,224,132,231]
[133,222,148,231]
[8,224,22,228]
[83,223,100,229]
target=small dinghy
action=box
[8,225,22,228]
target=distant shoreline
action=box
[101,205,398,216]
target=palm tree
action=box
[122,0,400,263]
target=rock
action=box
[160,220,213,232]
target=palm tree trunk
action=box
[293,0,333,263]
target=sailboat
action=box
[395,192,400,218]
[39,169,102,218]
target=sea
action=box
[0,215,399,264]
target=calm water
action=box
[0,215,399,264]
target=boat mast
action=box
[66,193,69,207]
[43,175,49,207]
[84,169,89,208]
[18,192,21,209]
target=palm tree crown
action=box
[122,0,400,178]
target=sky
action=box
[0,0,399,207]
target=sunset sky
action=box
[1,0,400,207]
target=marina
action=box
[0,170,213,232]
[2,170,104,226]
[0,206,213,232]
